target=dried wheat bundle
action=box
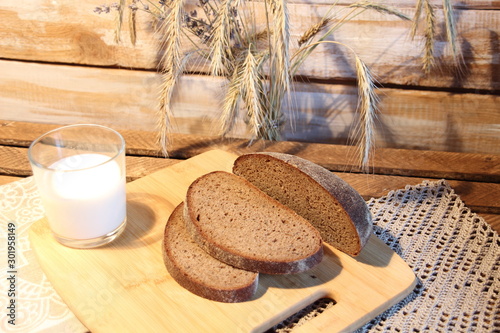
[94,0,458,170]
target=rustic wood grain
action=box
[336,173,500,215]
[2,142,498,215]
[0,145,179,182]
[1,61,499,155]
[2,121,498,182]
[0,1,498,90]
[2,121,498,231]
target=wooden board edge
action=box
[293,235,417,332]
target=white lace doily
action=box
[0,177,88,333]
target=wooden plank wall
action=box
[0,0,499,154]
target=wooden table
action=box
[1,120,499,234]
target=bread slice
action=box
[162,203,259,303]
[233,152,373,256]
[184,171,323,274]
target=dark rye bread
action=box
[184,171,323,274]
[233,152,373,256]
[162,203,259,303]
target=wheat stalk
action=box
[422,0,436,73]
[411,0,436,73]
[219,49,270,138]
[210,0,238,76]
[411,0,424,37]
[219,61,244,136]
[240,49,268,140]
[289,1,410,169]
[349,1,411,21]
[297,0,346,48]
[295,40,378,171]
[298,18,331,47]
[156,0,186,156]
[412,0,460,73]
[266,0,291,138]
[292,1,409,74]
[442,0,459,62]
[219,49,272,138]
[354,56,378,171]
[98,0,418,168]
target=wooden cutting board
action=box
[30,149,416,333]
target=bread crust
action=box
[233,152,373,256]
[184,171,324,274]
[163,203,259,303]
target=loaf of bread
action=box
[184,171,323,274]
[162,203,259,303]
[233,152,373,256]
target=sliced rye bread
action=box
[162,203,259,303]
[184,171,323,274]
[233,152,373,256]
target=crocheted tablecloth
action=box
[1,177,498,332]
[358,180,499,333]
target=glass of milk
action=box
[28,124,127,248]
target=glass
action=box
[28,124,127,248]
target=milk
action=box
[36,153,126,240]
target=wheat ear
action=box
[219,61,244,136]
[295,40,378,170]
[411,0,436,74]
[354,56,378,172]
[210,0,239,76]
[266,0,291,139]
[411,0,424,38]
[298,18,331,47]
[422,0,436,73]
[242,50,266,140]
[156,0,185,156]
